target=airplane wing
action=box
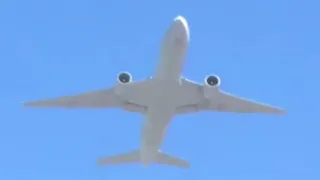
[23,80,152,112]
[175,78,286,115]
[23,88,123,108]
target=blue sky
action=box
[0,0,319,179]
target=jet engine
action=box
[205,75,220,87]
[117,72,132,84]
[115,72,132,96]
[203,75,220,99]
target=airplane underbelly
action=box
[156,55,184,81]
[142,105,173,148]
[156,38,187,81]
[140,78,179,157]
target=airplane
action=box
[23,15,286,168]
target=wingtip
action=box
[21,101,28,107]
[22,101,32,107]
[96,159,104,166]
[277,109,286,115]
[22,101,39,107]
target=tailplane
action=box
[97,150,189,168]
[155,150,190,168]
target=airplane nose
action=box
[174,15,184,22]
[174,16,188,30]
[173,15,189,41]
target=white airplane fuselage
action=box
[140,16,190,165]
[22,15,286,168]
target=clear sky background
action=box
[0,0,319,179]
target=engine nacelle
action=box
[205,75,220,87]
[203,75,220,99]
[117,72,132,84]
[115,71,132,96]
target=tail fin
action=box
[97,150,189,168]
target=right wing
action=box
[175,78,286,115]
[196,91,286,114]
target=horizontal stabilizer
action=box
[97,150,140,165]
[155,151,190,168]
[97,150,189,168]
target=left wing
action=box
[23,88,121,108]
[175,78,286,115]
[23,80,153,112]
